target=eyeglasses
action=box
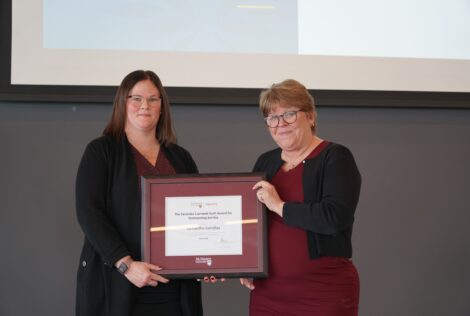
[264,110,303,128]
[128,95,161,107]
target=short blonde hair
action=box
[259,79,317,132]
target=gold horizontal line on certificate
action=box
[225,219,258,225]
[150,224,199,232]
[151,218,258,232]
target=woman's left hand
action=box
[253,180,284,217]
[240,278,255,290]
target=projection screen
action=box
[2,0,470,107]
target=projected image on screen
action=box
[298,0,470,60]
[10,0,470,92]
[43,0,298,54]
[43,0,470,60]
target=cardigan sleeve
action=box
[179,146,198,174]
[164,143,199,174]
[283,144,361,235]
[75,139,130,266]
[252,148,282,177]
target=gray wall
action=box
[1,101,469,316]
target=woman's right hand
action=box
[120,258,169,288]
[239,278,255,290]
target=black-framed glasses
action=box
[264,110,303,128]
[128,95,161,107]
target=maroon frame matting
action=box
[141,173,268,279]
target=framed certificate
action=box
[141,173,268,279]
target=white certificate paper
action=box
[165,195,243,256]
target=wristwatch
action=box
[117,261,130,275]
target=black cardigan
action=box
[253,142,361,259]
[75,135,202,316]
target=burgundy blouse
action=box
[250,141,359,316]
[131,145,176,180]
[130,145,180,305]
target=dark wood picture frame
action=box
[141,173,268,279]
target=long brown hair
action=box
[103,70,177,145]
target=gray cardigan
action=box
[75,135,202,316]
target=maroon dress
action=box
[250,142,360,316]
[130,145,183,316]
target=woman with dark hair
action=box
[240,79,361,316]
[75,70,202,316]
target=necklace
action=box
[281,139,318,171]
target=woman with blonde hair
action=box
[241,79,361,316]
